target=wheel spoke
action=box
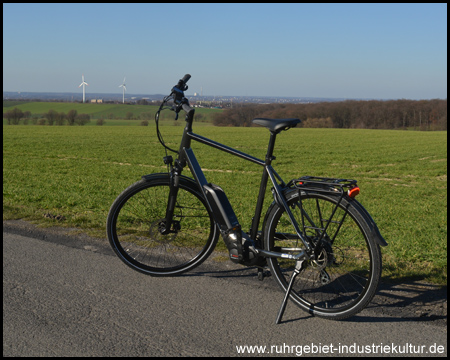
[266,191,381,319]
[107,177,217,276]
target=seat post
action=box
[265,132,277,165]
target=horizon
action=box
[3,4,447,100]
[6,90,446,102]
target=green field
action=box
[3,124,447,284]
[2,101,222,123]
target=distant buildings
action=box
[3,91,352,105]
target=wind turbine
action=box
[119,77,126,103]
[78,74,88,103]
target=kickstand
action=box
[275,260,304,324]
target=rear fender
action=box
[263,188,387,247]
[348,198,388,247]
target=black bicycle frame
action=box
[164,115,312,253]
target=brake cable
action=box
[155,94,179,156]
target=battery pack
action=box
[203,183,263,265]
[203,183,239,232]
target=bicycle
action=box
[107,74,388,323]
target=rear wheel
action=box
[264,190,381,319]
[107,174,218,276]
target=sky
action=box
[3,3,447,100]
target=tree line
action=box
[3,107,159,126]
[212,99,447,130]
[4,108,92,126]
[3,107,206,125]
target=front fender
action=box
[141,172,200,191]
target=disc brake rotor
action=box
[148,220,177,245]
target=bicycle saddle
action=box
[252,118,301,133]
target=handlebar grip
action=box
[181,74,191,84]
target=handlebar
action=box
[155,74,195,154]
[173,74,191,93]
[170,74,195,120]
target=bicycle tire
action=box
[107,173,218,276]
[263,189,382,320]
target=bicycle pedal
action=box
[257,268,264,281]
[257,268,270,281]
[228,250,243,264]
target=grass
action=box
[3,124,447,284]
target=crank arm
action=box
[257,248,308,261]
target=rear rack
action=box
[288,176,358,195]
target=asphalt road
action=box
[3,223,447,357]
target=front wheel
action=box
[107,174,218,276]
[264,190,382,320]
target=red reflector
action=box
[348,187,360,198]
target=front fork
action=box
[160,158,182,235]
